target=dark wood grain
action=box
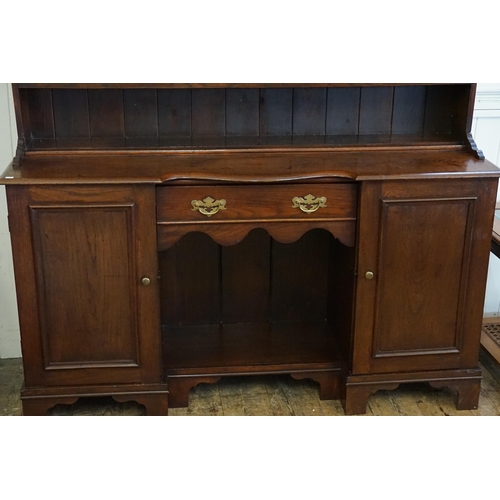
[222,229,270,323]
[392,86,426,135]
[23,88,55,139]
[191,89,225,136]
[226,89,259,136]
[52,89,90,138]
[326,87,361,135]
[259,88,293,136]
[88,89,125,137]
[158,89,191,137]
[160,232,221,326]
[292,88,327,136]
[359,87,394,135]
[123,89,158,137]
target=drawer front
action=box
[157,183,357,223]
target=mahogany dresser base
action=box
[3,83,499,416]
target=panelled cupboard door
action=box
[353,178,497,375]
[7,185,161,387]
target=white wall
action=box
[0,83,20,358]
[0,84,500,358]
[475,84,500,316]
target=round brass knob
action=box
[141,276,151,286]
[365,271,374,280]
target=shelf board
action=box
[163,320,344,376]
[25,134,461,153]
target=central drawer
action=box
[156,183,357,223]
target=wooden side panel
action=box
[259,88,293,136]
[52,89,90,138]
[158,89,192,137]
[271,229,329,322]
[222,229,270,323]
[292,88,327,136]
[226,89,259,136]
[6,185,161,387]
[160,232,221,326]
[326,87,361,135]
[31,206,138,366]
[359,87,394,135]
[391,86,426,135]
[123,89,158,137]
[88,89,125,137]
[191,89,225,136]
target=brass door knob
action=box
[141,277,151,286]
[365,271,374,280]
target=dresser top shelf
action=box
[2,150,499,185]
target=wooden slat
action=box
[259,88,293,136]
[123,89,158,137]
[271,229,329,322]
[191,89,225,136]
[88,89,125,137]
[392,86,426,135]
[424,86,454,135]
[292,88,327,136]
[158,89,191,137]
[25,89,55,139]
[226,89,259,136]
[326,87,361,135]
[52,89,90,138]
[221,229,270,323]
[160,232,221,326]
[359,87,394,135]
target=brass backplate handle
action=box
[191,196,227,217]
[291,194,327,214]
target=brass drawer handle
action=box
[191,196,227,217]
[291,194,327,214]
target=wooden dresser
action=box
[2,83,499,415]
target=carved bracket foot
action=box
[428,379,481,411]
[112,393,169,416]
[343,383,400,415]
[290,371,341,400]
[167,376,222,408]
[22,396,79,416]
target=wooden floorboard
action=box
[1,349,500,416]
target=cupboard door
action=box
[353,178,497,374]
[7,185,161,387]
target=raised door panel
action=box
[7,185,161,387]
[353,178,497,374]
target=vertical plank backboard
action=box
[123,89,158,137]
[52,89,90,138]
[292,88,327,136]
[226,89,259,136]
[25,89,55,139]
[359,87,394,135]
[326,87,361,135]
[192,89,225,136]
[88,89,125,137]
[259,88,293,136]
[391,86,426,135]
[158,89,192,137]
